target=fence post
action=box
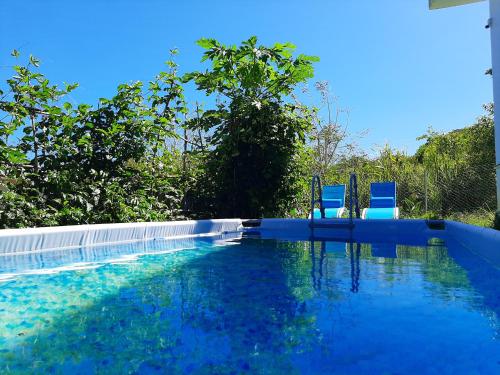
[424,170,428,215]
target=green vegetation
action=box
[182,37,316,218]
[0,50,186,227]
[0,40,496,228]
[315,104,496,227]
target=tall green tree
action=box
[0,51,78,226]
[184,36,318,218]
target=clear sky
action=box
[0,0,493,154]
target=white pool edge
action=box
[0,219,243,255]
[1,218,498,268]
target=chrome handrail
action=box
[349,173,360,225]
[310,175,324,227]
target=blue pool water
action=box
[0,234,499,374]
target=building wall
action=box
[490,0,500,210]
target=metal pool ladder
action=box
[310,175,325,220]
[309,173,360,229]
[348,173,360,223]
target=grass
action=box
[387,209,497,229]
[445,209,496,228]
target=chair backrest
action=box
[369,182,396,208]
[322,184,346,208]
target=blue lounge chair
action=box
[361,181,399,219]
[311,184,346,219]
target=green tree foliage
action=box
[415,103,495,215]
[0,52,186,227]
[316,104,495,226]
[0,43,496,228]
[183,36,319,218]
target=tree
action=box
[415,104,495,215]
[307,81,363,180]
[184,36,319,218]
[0,51,186,227]
[0,51,78,227]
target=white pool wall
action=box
[0,219,243,255]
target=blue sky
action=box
[0,0,493,154]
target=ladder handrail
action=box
[310,175,324,226]
[349,173,360,225]
[310,174,359,229]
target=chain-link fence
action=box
[422,164,496,217]
[322,162,497,225]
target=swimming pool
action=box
[0,222,499,374]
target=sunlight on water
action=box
[0,236,499,374]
